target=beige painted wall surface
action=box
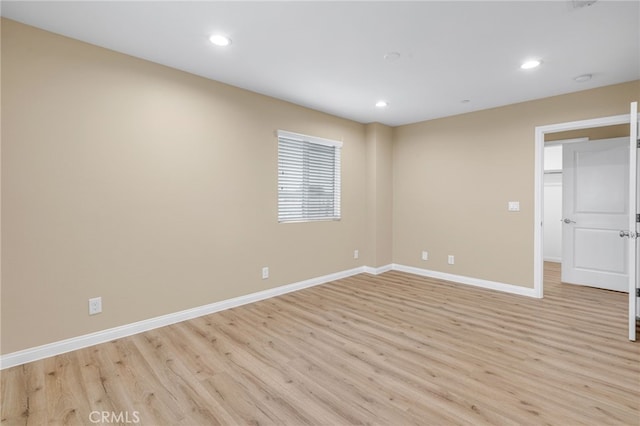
[1,20,368,354]
[393,80,640,288]
[3,18,639,356]
[545,123,629,142]
[365,123,393,267]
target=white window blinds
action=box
[277,130,342,223]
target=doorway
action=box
[544,135,630,292]
[534,103,639,340]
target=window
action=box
[277,130,342,223]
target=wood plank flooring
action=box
[2,263,639,425]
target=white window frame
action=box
[277,130,342,223]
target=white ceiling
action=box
[2,1,639,126]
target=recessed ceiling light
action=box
[209,34,232,47]
[574,73,592,83]
[521,59,542,70]
[375,100,388,108]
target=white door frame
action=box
[534,113,633,299]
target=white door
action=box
[628,101,638,341]
[562,137,629,292]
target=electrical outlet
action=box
[421,251,428,261]
[448,255,455,265]
[262,267,269,279]
[88,297,102,315]
[354,249,359,259]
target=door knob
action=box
[562,218,576,224]
[620,231,640,239]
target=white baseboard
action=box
[391,264,539,298]
[544,257,562,263]
[0,266,366,369]
[363,264,393,275]
[1,263,538,369]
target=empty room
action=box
[1,1,639,425]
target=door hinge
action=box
[637,139,640,148]
[637,214,640,223]
[637,288,640,297]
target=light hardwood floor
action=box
[2,263,639,425]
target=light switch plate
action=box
[508,201,520,212]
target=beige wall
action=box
[1,20,368,354]
[365,123,393,267]
[545,124,629,142]
[393,80,640,287]
[2,18,639,356]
